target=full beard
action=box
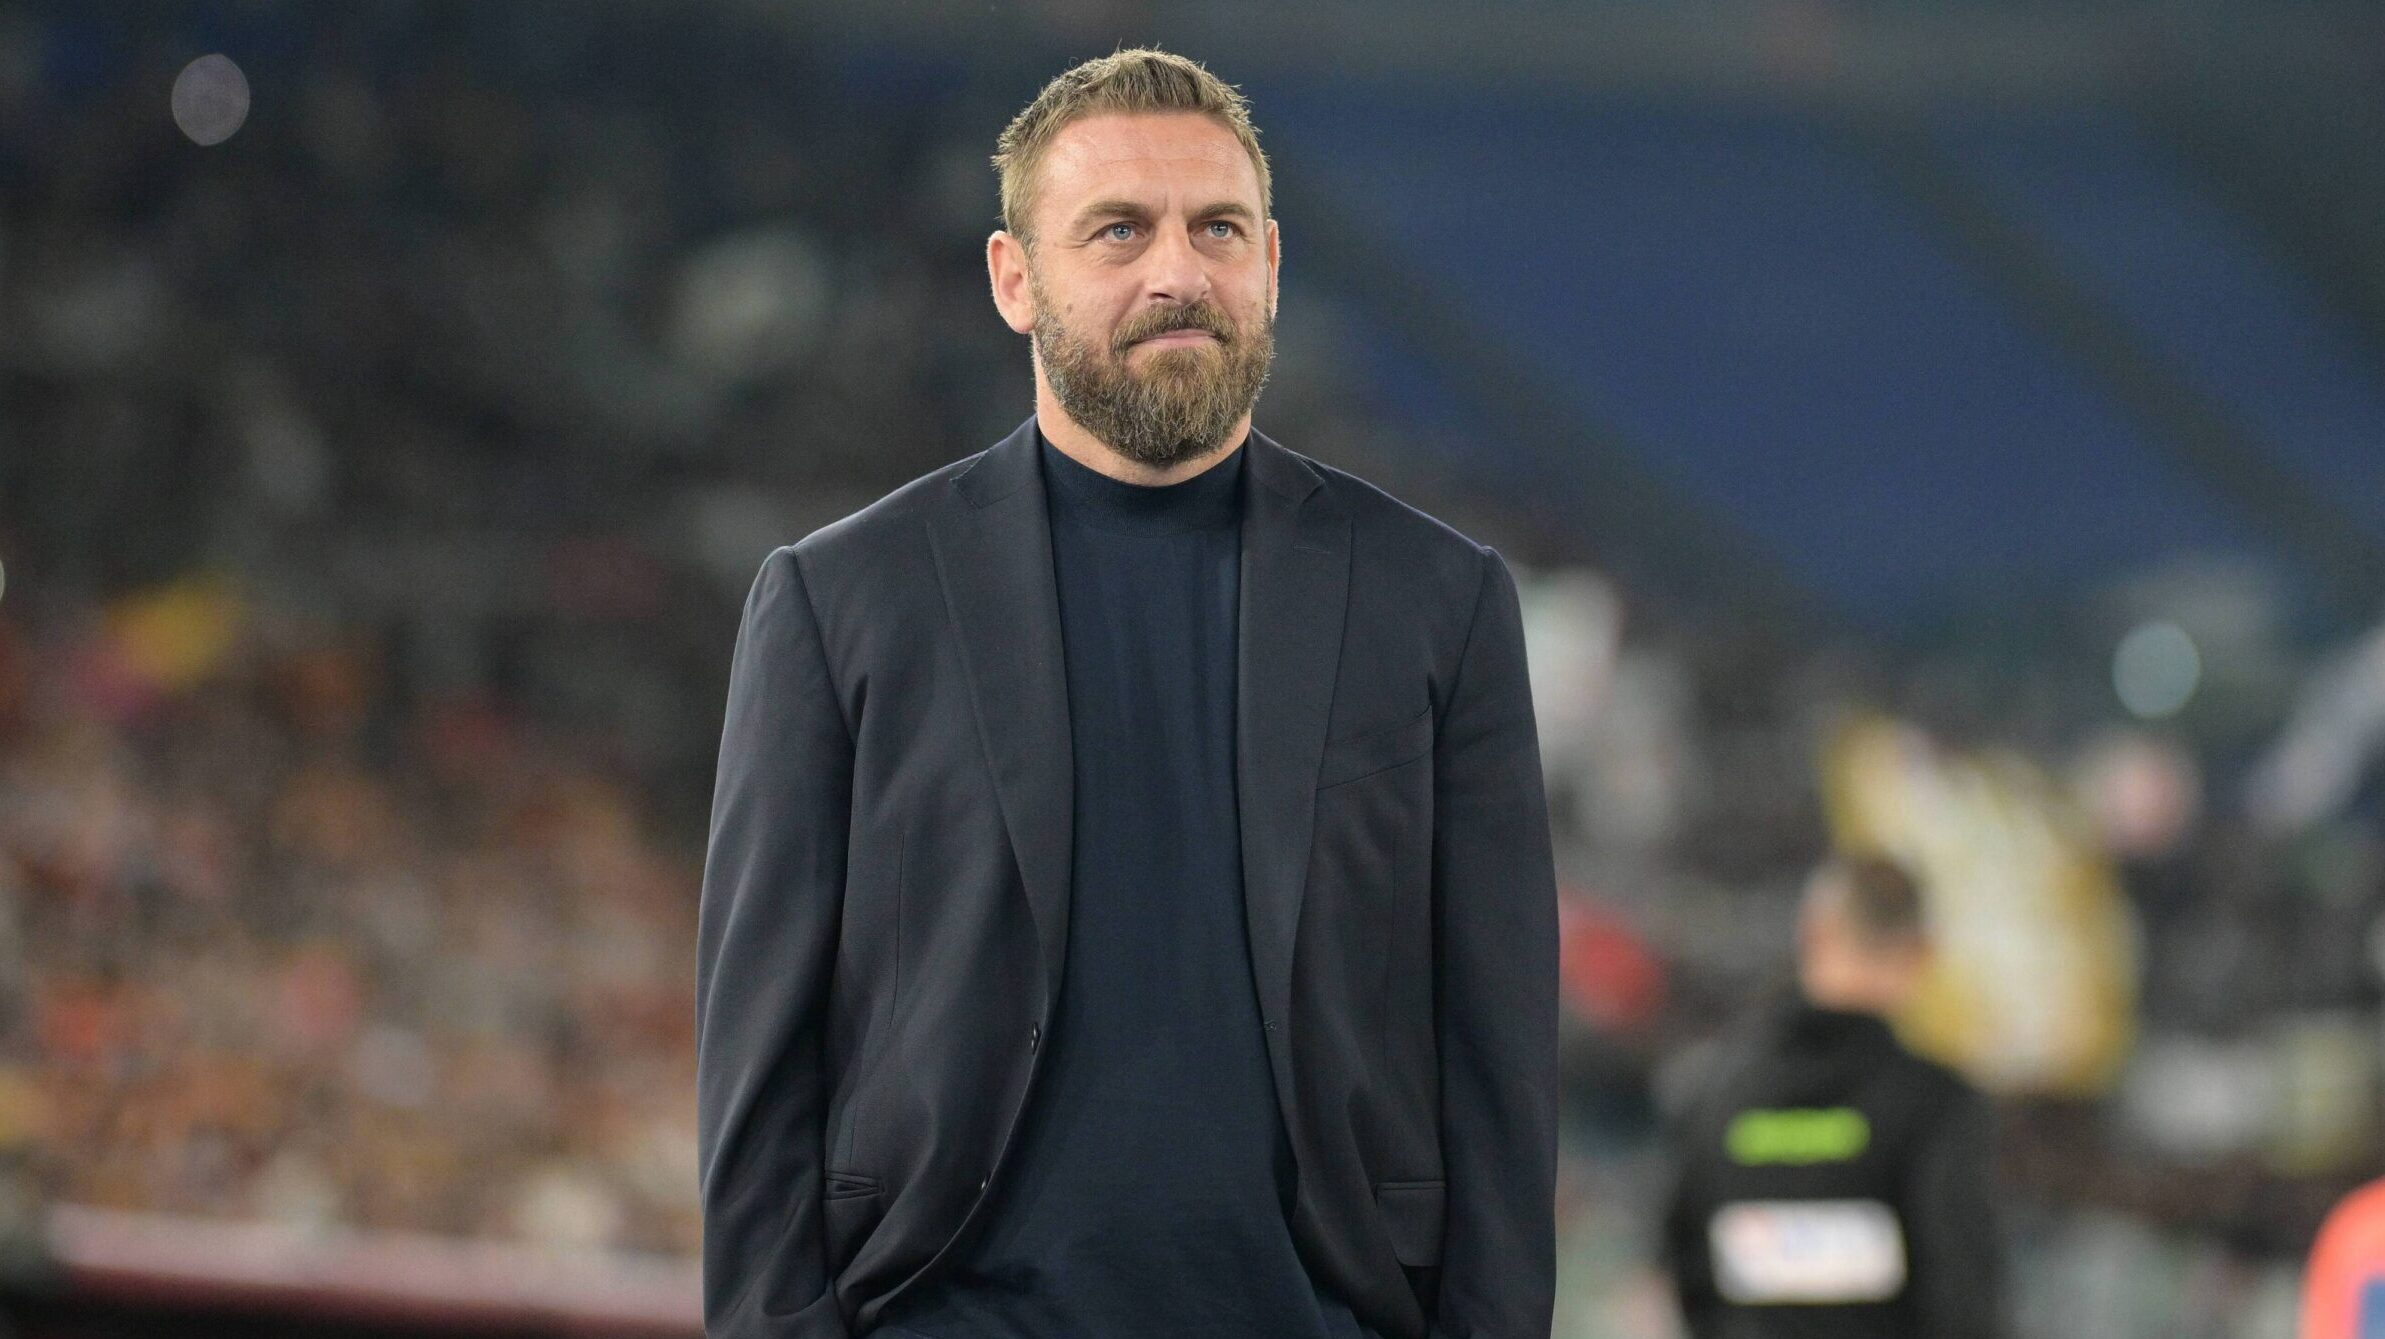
[1031,277,1274,472]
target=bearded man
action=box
[697,49,1558,1339]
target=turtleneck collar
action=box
[1038,432,1247,536]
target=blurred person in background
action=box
[696,47,1558,1339]
[1659,855,2003,1339]
[2299,1176,2385,1339]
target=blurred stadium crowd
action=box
[0,0,1463,1277]
[3,3,2385,1337]
[0,593,700,1252]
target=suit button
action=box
[1029,1025,1040,1052]
[977,1178,989,1194]
[1263,1018,1278,1032]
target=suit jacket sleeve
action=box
[1430,547,1561,1338]
[697,547,853,1339]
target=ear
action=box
[1795,885,1838,962]
[988,230,1037,335]
[1265,217,1282,319]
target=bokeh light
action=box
[2113,620,2202,720]
[171,54,249,146]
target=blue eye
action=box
[1105,223,1136,241]
[1206,221,1237,238]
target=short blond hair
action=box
[994,48,1271,244]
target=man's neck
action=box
[1798,966,1909,1019]
[1034,386,1249,487]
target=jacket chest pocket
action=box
[1375,1178,1446,1267]
[1317,708,1432,790]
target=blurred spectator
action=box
[1658,855,2004,1339]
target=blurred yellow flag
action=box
[1822,713,2137,1096]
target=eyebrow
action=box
[1068,199,1258,233]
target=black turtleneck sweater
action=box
[885,437,1365,1339]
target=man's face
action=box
[1798,876,1930,1012]
[994,112,1279,470]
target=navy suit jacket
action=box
[697,419,1559,1337]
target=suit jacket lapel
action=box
[929,419,1074,1006]
[925,421,1348,1048]
[1237,432,1351,1121]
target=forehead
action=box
[1032,111,1261,224]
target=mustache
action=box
[1112,302,1236,354]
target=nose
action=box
[1139,222,1212,308]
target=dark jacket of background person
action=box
[695,419,1561,1339]
[1660,996,2004,1339]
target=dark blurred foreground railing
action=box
[5,1206,700,1338]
